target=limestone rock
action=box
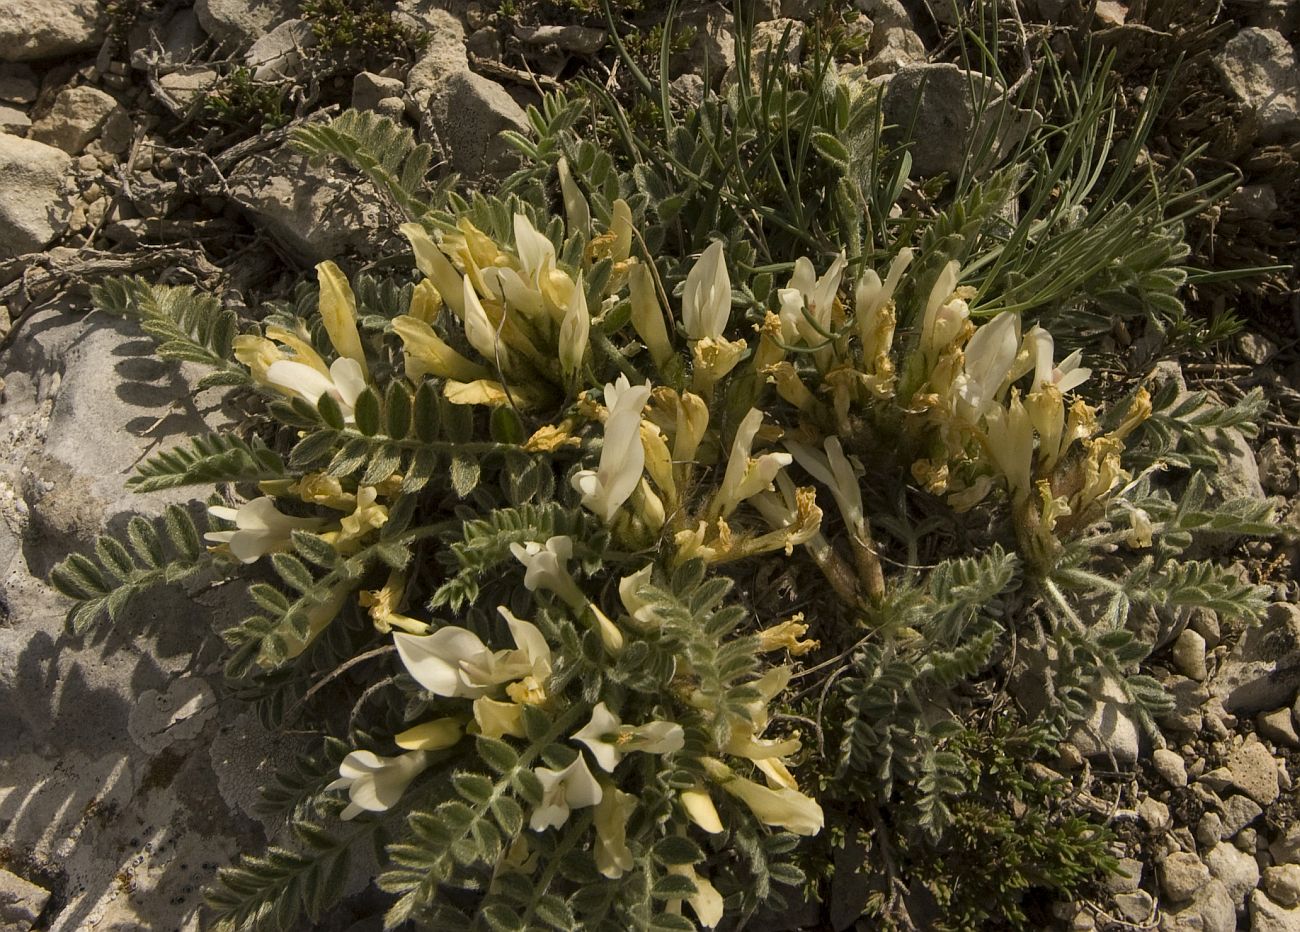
[128,678,218,755]
[0,868,50,930]
[1162,851,1212,904]
[1266,866,1300,909]
[1260,707,1300,748]
[404,10,468,112]
[867,26,927,76]
[1224,739,1282,806]
[879,64,1042,177]
[29,85,123,155]
[675,5,737,85]
[228,144,389,265]
[855,0,913,29]
[1164,879,1238,932]
[128,7,205,73]
[353,72,405,112]
[1069,674,1141,766]
[1275,827,1300,866]
[1252,889,1300,932]
[0,134,73,260]
[1212,602,1300,715]
[421,70,530,180]
[1154,748,1189,787]
[194,0,297,49]
[0,103,30,134]
[1257,437,1297,496]
[1214,28,1300,142]
[1206,842,1260,913]
[1114,890,1154,924]
[157,66,221,112]
[1220,793,1264,837]
[0,0,103,62]
[244,18,316,82]
[1208,426,1265,503]
[514,23,606,55]
[1138,796,1172,833]
[1173,628,1209,681]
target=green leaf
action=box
[450,454,480,498]
[354,388,382,436]
[652,835,704,866]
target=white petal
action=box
[330,356,367,409]
[499,606,552,673]
[394,628,492,697]
[266,360,334,404]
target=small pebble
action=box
[1198,812,1225,848]
[1221,794,1264,838]
[1138,796,1172,834]
[1172,628,1208,680]
[1259,708,1300,748]
[1153,748,1188,787]
[1113,890,1153,923]
[1264,864,1300,907]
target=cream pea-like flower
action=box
[393,607,552,699]
[1028,325,1091,393]
[702,758,824,836]
[593,785,636,879]
[530,754,603,831]
[265,356,367,422]
[572,375,654,524]
[682,240,731,341]
[668,863,725,928]
[327,749,429,820]
[712,408,793,518]
[572,702,685,772]
[954,311,1020,422]
[509,536,585,607]
[204,497,324,563]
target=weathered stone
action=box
[1251,889,1300,932]
[1258,437,1297,496]
[855,0,913,29]
[128,7,206,73]
[0,868,50,930]
[1267,866,1300,909]
[1212,602,1300,715]
[514,23,606,55]
[1274,827,1300,866]
[879,64,1042,177]
[353,71,405,112]
[676,5,737,85]
[1207,842,1260,912]
[157,66,221,111]
[866,26,927,76]
[0,64,39,104]
[1163,851,1213,904]
[194,0,297,48]
[751,18,805,74]
[0,104,30,134]
[1069,674,1141,766]
[1114,890,1154,924]
[1106,858,1143,893]
[1214,28,1300,142]
[1208,426,1265,504]
[29,86,123,156]
[1221,793,1264,837]
[0,134,73,260]
[421,70,530,180]
[0,0,103,62]
[1160,675,1208,734]
[1164,879,1238,932]
[1226,739,1282,806]
[245,18,316,82]
[1154,748,1189,787]
[128,677,218,755]
[228,144,389,264]
[1138,796,1172,833]
[1174,628,1209,681]
[1199,811,1226,848]
[1260,707,1300,748]
[404,10,468,113]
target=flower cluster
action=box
[198,176,1154,927]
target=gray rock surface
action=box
[867,26,927,76]
[0,0,103,62]
[0,133,73,259]
[1154,748,1189,787]
[1165,879,1238,932]
[421,70,531,180]
[29,85,123,155]
[0,867,50,930]
[128,7,206,73]
[353,71,405,112]
[1162,851,1212,904]
[1252,889,1300,932]
[0,303,266,931]
[1206,842,1261,913]
[1173,627,1209,681]
[1208,739,1281,806]
[404,9,468,113]
[880,64,1041,177]
[193,0,297,48]
[1267,866,1300,909]
[244,18,316,82]
[228,144,389,264]
[1069,673,1141,765]
[1214,28,1300,142]
[0,103,30,134]
[1220,793,1264,838]
[1212,602,1300,715]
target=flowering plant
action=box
[51,64,1273,931]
